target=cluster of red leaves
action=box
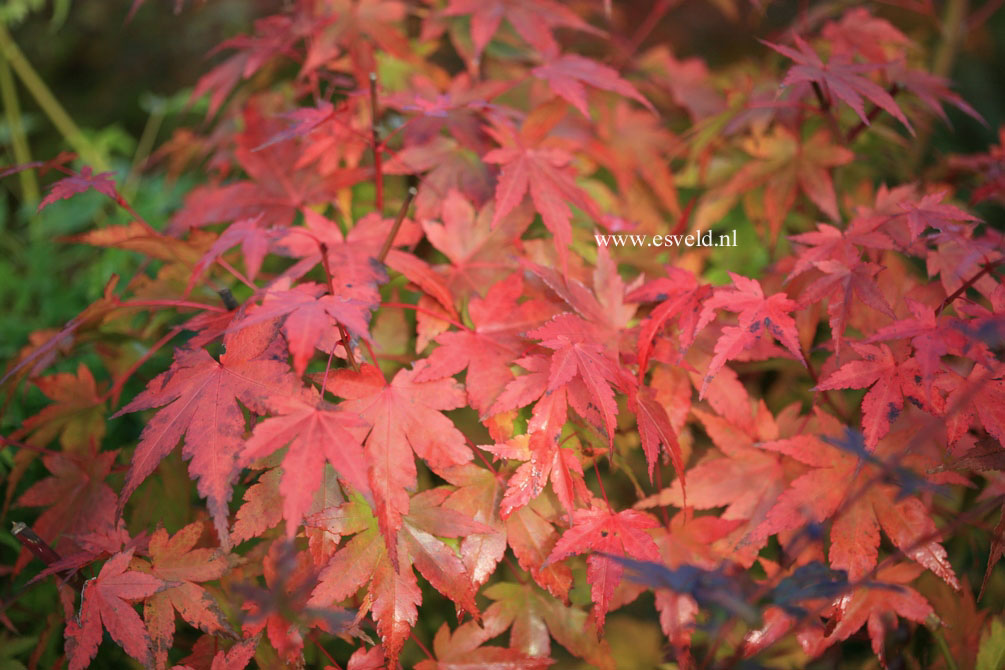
[4,1,1005,669]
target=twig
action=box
[845,84,901,144]
[370,72,383,212]
[11,522,84,590]
[377,187,417,263]
[319,242,360,372]
[935,259,998,316]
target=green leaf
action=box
[977,618,1005,670]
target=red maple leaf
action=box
[14,449,118,573]
[628,267,710,376]
[532,54,654,119]
[809,564,934,665]
[333,364,473,567]
[483,106,601,271]
[113,321,299,546]
[442,0,601,62]
[416,274,552,416]
[137,523,235,669]
[526,313,625,444]
[799,258,895,358]
[482,580,614,668]
[753,428,959,588]
[814,342,908,446]
[64,548,165,670]
[764,35,913,134]
[38,166,119,213]
[229,281,376,377]
[546,506,660,627]
[416,618,554,670]
[421,190,533,297]
[241,391,370,539]
[308,493,488,666]
[697,273,805,397]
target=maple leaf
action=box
[821,7,909,64]
[440,464,508,588]
[532,54,654,119]
[799,259,895,359]
[944,364,1005,448]
[637,378,789,566]
[753,428,959,589]
[138,523,235,670]
[417,274,552,415]
[242,391,370,538]
[721,126,854,237]
[764,35,913,134]
[308,494,487,665]
[815,343,907,446]
[416,619,554,670]
[628,267,710,375]
[232,467,282,544]
[442,0,601,62]
[38,166,118,213]
[187,215,272,292]
[526,313,624,444]
[15,363,106,451]
[189,16,298,118]
[229,281,376,377]
[482,581,615,669]
[697,273,805,398]
[629,384,686,486]
[546,506,660,627]
[810,564,934,665]
[587,102,681,215]
[14,449,118,573]
[421,190,533,297]
[65,548,166,670]
[333,364,472,567]
[483,106,601,271]
[114,321,299,547]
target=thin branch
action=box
[936,259,998,316]
[377,187,417,263]
[319,242,359,372]
[370,71,383,212]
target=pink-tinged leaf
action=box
[334,364,471,568]
[532,54,654,119]
[546,507,660,626]
[39,166,118,212]
[114,321,298,547]
[631,386,685,490]
[65,549,165,670]
[242,393,370,538]
[698,273,805,397]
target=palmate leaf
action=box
[113,321,299,547]
[764,35,913,134]
[64,549,166,670]
[332,364,472,567]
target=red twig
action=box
[370,72,383,213]
[377,187,417,263]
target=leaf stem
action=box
[319,242,360,372]
[845,84,900,144]
[410,631,434,660]
[381,301,469,331]
[377,186,417,263]
[308,632,343,670]
[370,71,383,212]
[936,259,998,316]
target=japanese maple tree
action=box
[3,1,1005,669]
